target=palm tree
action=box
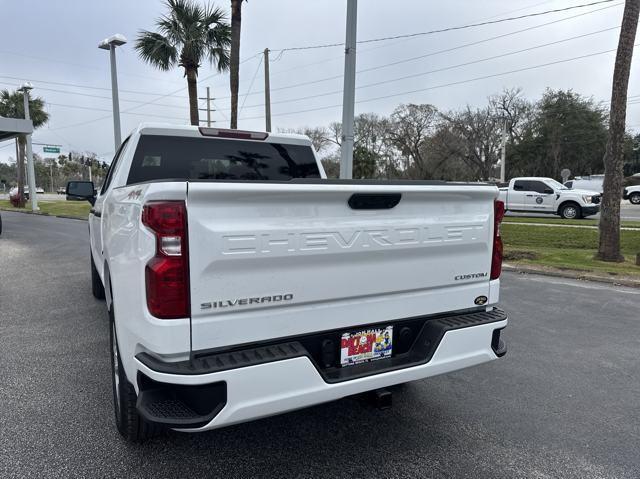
[135,0,231,126]
[229,0,245,129]
[597,0,640,262]
[0,89,49,207]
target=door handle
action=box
[90,208,102,218]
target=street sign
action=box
[43,146,60,154]
[561,168,571,183]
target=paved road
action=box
[1,211,639,478]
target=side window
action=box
[101,137,130,194]
[513,180,528,191]
[565,181,573,189]
[528,181,549,194]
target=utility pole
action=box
[199,88,215,126]
[20,82,38,211]
[264,48,272,132]
[50,161,54,193]
[207,87,212,127]
[500,118,507,183]
[340,0,358,179]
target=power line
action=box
[0,81,190,110]
[238,44,636,121]
[215,2,623,101]
[224,26,622,112]
[47,50,639,130]
[239,55,263,115]
[267,1,620,80]
[46,102,187,121]
[271,0,618,53]
[0,74,189,99]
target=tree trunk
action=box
[16,137,26,208]
[597,0,640,262]
[230,0,242,129]
[186,68,199,126]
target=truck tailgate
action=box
[187,182,498,351]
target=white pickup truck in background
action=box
[67,123,508,442]
[499,177,601,219]
[623,185,640,205]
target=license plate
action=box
[340,326,393,367]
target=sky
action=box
[0,0,638,164]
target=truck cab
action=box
[499,177,601,219]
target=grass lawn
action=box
[503,216,640,229]
[502,223,640,278]
[0,199,90,219]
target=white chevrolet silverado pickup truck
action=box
[499,177,601,219]
[67,123,508,442]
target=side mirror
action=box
[66,181,96,205]
[544,188,554,195]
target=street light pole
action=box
[340,0,358,180]
[20,82,38,212]
[99,34,127,151]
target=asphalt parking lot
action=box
[1,211,639,478]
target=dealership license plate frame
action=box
[340,325,393,367]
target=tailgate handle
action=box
[348,193,401,210]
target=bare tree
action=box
[598,0,640,262]
[490,88,534,143]
[279,126,331,153]
[441,106,503,180]
[386,104,438,178]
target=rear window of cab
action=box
[126,135,321,184]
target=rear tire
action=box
[110,307,161,442]
[91,252,106,300]
[559,202,581,219]
[630,193,640,205]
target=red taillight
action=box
[491,200,505,280]
[142,201,189,319]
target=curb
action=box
[503,264,640,288]
[0,208,88,221]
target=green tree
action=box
[353,145,378,179]
[0,89,49,207]
[508,90,608,179]
[135,0,231,126]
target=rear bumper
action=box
[134,308,508,431]
[582,205,600,216]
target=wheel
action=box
[559,202,581,219]
[630,193,640,205]
[91,251,106,300]
[110,307,161,442]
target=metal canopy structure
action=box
[0,116,33,142]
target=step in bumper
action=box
[134,308,507,431]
